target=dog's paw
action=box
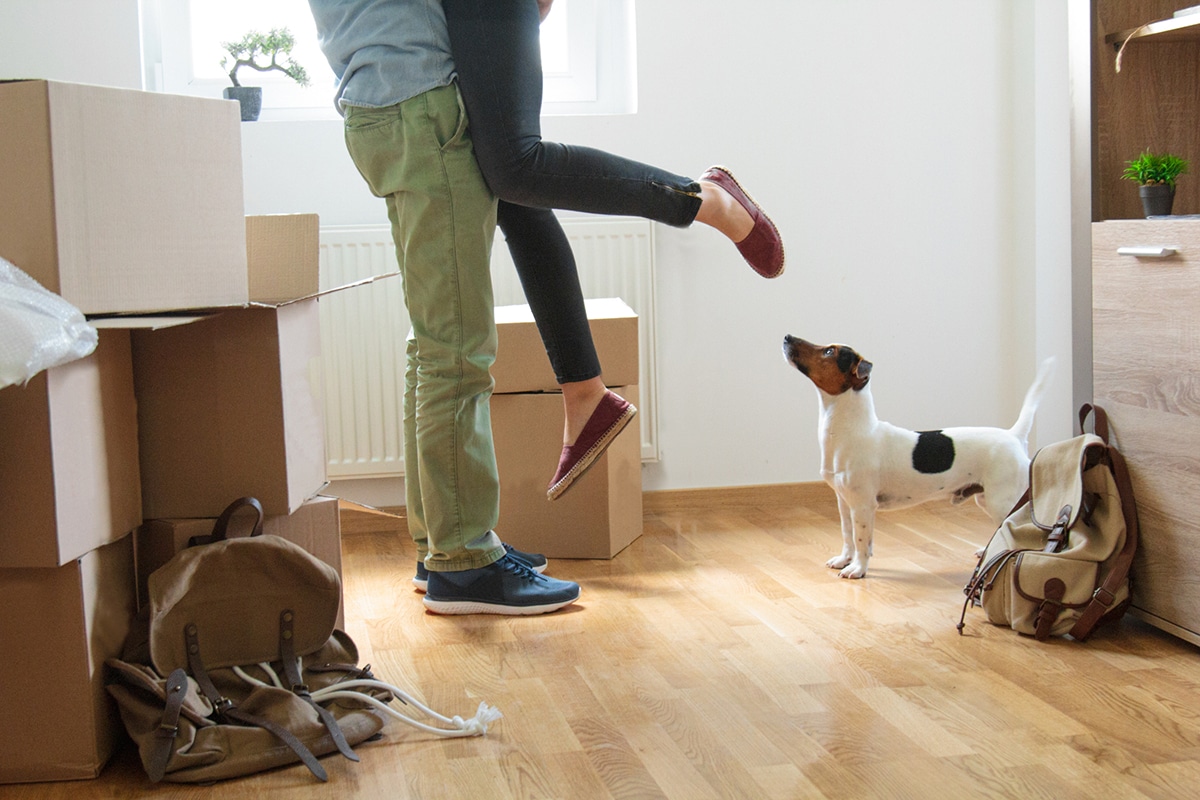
[826,553,853,570]
[838,561,868,579]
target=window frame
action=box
[141,0,636,120]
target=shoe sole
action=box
[547,403,637,501]
[707,165,785,279]
[422,594,579,615]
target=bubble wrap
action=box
[0,257,98,390]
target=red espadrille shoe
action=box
[547,390,637,501]
[700,165,785,279]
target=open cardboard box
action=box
[100,214,398,520]
[131,300,328,519]
[0,79,248,316]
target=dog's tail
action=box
[1009,357,1055,449]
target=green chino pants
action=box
[343,82,504,572]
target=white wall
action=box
[0,0,143,89]
[0,0,1080,500]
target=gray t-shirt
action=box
[307,0,455,113]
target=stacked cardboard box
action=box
[0,79,248,315]
[490,298,643,559]
[0,81,362,784]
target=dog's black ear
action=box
[850,358,873,391]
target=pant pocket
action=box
[343,106,404,198]
[429,82,471,153]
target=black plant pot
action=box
[223,86,262,122]
[1139,183,1175,217]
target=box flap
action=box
[88,314,215,330]
[247,270,401,308]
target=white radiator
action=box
[318,217,658,479]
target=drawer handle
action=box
[1117,245,1179,258]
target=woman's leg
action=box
[443,0,703,226]
[496,202,611,445]
[497,202,598,385]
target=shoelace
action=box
[499,555,543,583]
[502,543,546,569]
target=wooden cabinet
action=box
[1089,2,1200,644]
[1092,219,1200,645]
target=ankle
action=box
[561,379,607,445]
[696,180,753,243]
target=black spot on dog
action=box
[912,430,955,474]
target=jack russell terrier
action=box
[782,336,1053,579]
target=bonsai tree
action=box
[1121,150,1189,187]
[221,28,310,88]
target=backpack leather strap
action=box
[184,623,329,782]
[1068,444,1139,641]
[278,610,359,762]
[146,668,190,782]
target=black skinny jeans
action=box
[443,0,703,384]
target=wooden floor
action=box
[4,485,1200,799]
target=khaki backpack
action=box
[107,497,500,783]
[959,405,1139,641]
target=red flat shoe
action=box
[547,390,637,501]
[700,165,785,279]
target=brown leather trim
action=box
[1011,556,1092,609]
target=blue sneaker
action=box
[413,543,546,592]
[423,554,580,615]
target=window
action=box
[142,0,636,120]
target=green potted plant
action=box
[1122,150,1189,217]
[221,28,310,122]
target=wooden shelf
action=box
[1106,11,1200,48]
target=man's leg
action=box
[344,84,578,614]
[345,85,502,569]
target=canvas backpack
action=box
[958,405,1139,641]
[106,497,501,783]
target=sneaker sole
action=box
[422,594,579,616]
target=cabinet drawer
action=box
[1092,220,1200,643]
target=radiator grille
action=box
[319,217,658,479]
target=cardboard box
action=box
[132,301,326,519]
[0,535,136,783]
[246,213,321,304]
[493,298,638,393]
[492,386,642,558]
[0,79,248,315]
[135,495,345,628]
[0,330,141,568]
